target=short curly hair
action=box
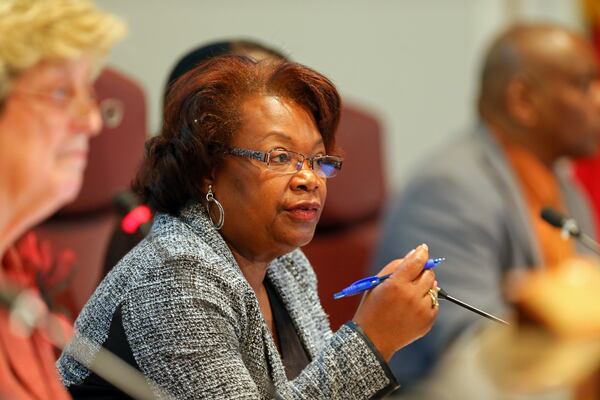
[133,55,342,216]
[0,0,126,100]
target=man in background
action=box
[373,23,600,397]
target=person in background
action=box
[58,55,439,399]
[372,23,600,397]
[0,0,125,398]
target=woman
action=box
[58,56,438,399]
[0,0,125,398]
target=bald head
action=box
[479,24,594,113]
[477,23,600,164]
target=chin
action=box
[288,231,316,249]
[56,177,84,205]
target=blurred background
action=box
[49,0,589,330]
[96,0,580,191]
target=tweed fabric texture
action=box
[57,202,395,399]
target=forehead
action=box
[12,58,95,89]
[235,95,322,149]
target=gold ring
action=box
[428,288,439,309]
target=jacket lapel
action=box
[266,256,319,361]
[476,124,543,267]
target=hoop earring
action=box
[205,185,224,230]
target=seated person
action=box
[0,0,124,398]
[372,23,600,396]
[58,55,439,399]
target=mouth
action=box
[284,202,321,222]
[68,149,89,159]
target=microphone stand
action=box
[3,285,173,400]
[574,232,600,256]
[437,288,510,326]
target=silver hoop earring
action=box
[205,185,224,230]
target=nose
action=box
[290,160,321,192]
[69,90,102,137]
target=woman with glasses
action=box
[58,55,438,399]
[0,1,125,398]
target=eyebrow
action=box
[262,130,324,149]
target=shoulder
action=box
[403,130,500,198]
[393,135,504,220]
[375,128,510,262]
[111,213,252,318]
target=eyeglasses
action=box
[12,86,98,116]
[228,146,343,178]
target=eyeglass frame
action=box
[227,146,343,178]
[11,86,99,115]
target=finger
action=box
[415,269,436,295]
[391,243,429,282]
[375,258,403,278]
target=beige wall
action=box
[97,0,580,191]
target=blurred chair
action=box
[33,67,147,316]
[302,103,387,330]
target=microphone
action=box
[540,206,600,255]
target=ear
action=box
[202,173,215,193]
[505,77,538,128]
[202,169,217,194]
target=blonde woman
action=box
[0,0,125,398]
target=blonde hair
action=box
[0,0,127,99]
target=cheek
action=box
[33,110,75,160]
[556,92,594,124]
[319,182,327,204]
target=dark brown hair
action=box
[133,55,341,215]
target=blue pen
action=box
[333,258,445,299]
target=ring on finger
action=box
[428,288,439,309]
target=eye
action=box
[48,87,72,105]
[316,156,342,177]
[269,150,292,164]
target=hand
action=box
[352,244,438,361]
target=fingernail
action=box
[419,243,429,251]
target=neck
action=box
[0,201,24,259]
[228,245,270,292]
[485,118,557,169]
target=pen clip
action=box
[350,275,383,286]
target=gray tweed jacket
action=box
[57,202,397,399]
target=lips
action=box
[284,202,321,222]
